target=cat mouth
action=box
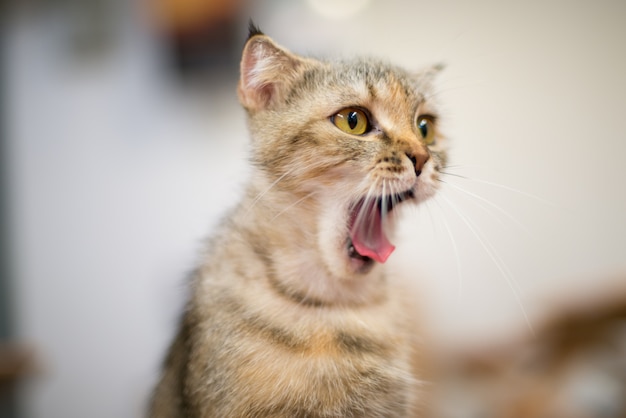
[347,189,415,265]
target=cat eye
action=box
[416,115,436,145]
[332,108,370,136]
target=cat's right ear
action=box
[238,30,307,112]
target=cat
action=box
[149,23,447,418]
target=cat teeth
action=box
[375,189,415,213]
[346,239,376,274]
[347,240,372,262]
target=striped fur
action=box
[149,28,445,417]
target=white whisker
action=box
[441,171,555,207]
[433,198,464,298]
[244,169,295,217]
[440,171,471,180]
[442,164,487,170]
[422,198,438,240]
[440,179,531,235]
[381,180,388,218]
[351,180,380,240]
[441,193,524,297]
[271,191,318,221]
[437,179,507,229]
[440,195,535,335]
[366,190,379,238]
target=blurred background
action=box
[1,0,625,417]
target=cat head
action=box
[238,24,447,279]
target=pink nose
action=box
[407,151,429,177]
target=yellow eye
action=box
[332,108,370,135]
[417,115,436,145]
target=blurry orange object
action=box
[151,0,243,35]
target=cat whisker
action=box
[439,171,471,180]
[440,171,555,207]
[433,199,464,298]
[270,191,318,221]
[441,164,486,170]
[365,187,381,237]
[351,181,380,239]
[439,179,530,235]
[381,181,388,218]
[381,180,398,219]
[441,193,525,298]
[439,194,535,336]
[244,168,295,217]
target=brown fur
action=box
[149,26,445,418]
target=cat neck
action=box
[223,175,389,307]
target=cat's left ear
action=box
[238,29,309,112]
[414,63,445,84]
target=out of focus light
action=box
[306,0,372,20]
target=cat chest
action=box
[218,324,416,416]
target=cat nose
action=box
[406,151,429,177]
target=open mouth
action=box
[347,189,415,264]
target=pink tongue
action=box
[349,201,395,263]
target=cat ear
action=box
[238,30,307,111]
[414,63,445,84]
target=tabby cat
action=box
[149,24,446,418]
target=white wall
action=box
[6,1,626,417]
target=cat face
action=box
[238,29,446,279]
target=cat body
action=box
[150,25,445,418]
